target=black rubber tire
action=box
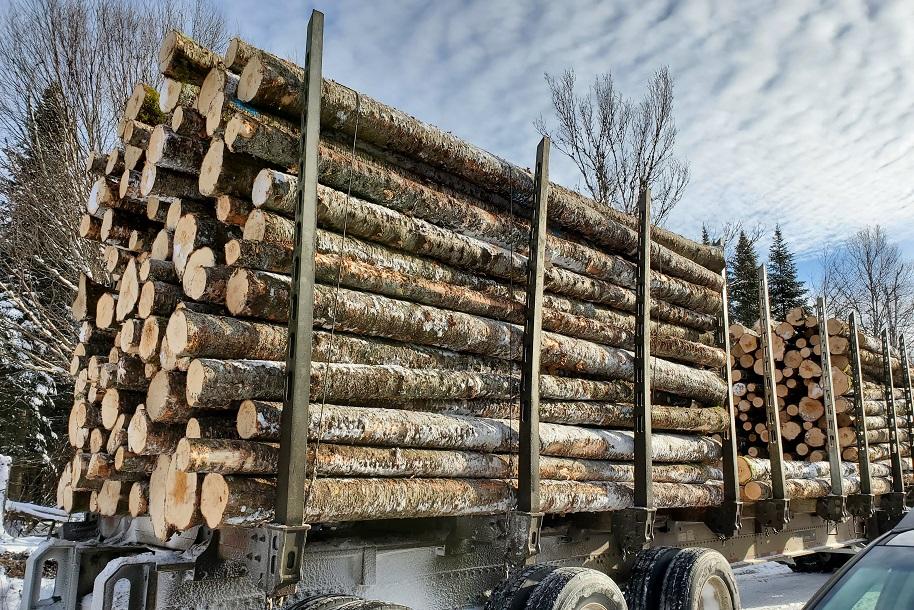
[525,567,628,610]
[624,547,682,610]
[658,548,740,610]
[790,553,829,573]
[291,595,362,610]
[486,564,558,610]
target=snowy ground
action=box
[735,561,833,610]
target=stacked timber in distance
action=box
[64,30,735,538]
[729,307,913,498]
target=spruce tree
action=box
[768,225,806,320]
[701,225,711,246]
[729,231,760,325]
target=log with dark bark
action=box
[159,30,222,85]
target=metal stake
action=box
[613,185,656,553]
[899,336,914,503]
[755,266,790,530]
[269,9,323,592]
[511,138,550,562]
[706,263,742,537]
[815,297,847,521]
[846,313,874,518]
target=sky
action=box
[220,0,914,286]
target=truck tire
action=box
[292,596,410,610]
[658,548,739,610]
[292,595,362,610]
[486,564,557,610]
[623,547,682,610]
[525,567,627,610]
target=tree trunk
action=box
[159,30,222,85]
[146,370,192,423]
[742,476,892,501]
[147,125,206,174]
[199,138,263,198]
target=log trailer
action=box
[20,11,914,610]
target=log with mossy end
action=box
[126,83,166,125]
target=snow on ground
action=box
[0,535,53,609]
[735,561,832,610]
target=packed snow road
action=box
[735,561,832,610]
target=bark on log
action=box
[742,476,892,501]
[139,315,168,362]
[235,55,723,274]
[201,475,722,526]
[138,281,182,318]
[146,370,192,423]
[172,105,207,139]
[215,195,252,226]
[226,263,724,368]
[72,275,108,321]
[160,78,199,113]
[113,447,158,473]
[97,480,130,516]
[198,67,238,117]
[186,416,239,439]
[252,146,722,315]
[245,186,718,331]
[149,454,174,540]
[159,30,222,85]
[140,258,179,284]
[127,406,184,454]
[234,401,721,462]
[172,213,238,277]
[141,162,204,200]
[199,138,263,198]
[737,456,891,484]
[187,284,728,402]
[147,125,206,174]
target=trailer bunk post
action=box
[267,9,323,593]
[611,185,656,554]
[815,297,848,522]
[899,337,914,506]
[755,265,791,531]
[878,328,907,521]
[705,259,742,537]
[846,312,875,519]
[510,138,550,562]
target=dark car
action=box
[804,511,914,609]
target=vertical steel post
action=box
[633,186,653,511]
[881,329,905,494]
[705,263,742,537]
[268,9,322,591]
[815,297,847,521]
[756,266,790,530]
[613,185,655,553]
[899,337,914,489]
[846,313,874,518]
[518,138,549,516]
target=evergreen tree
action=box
[701,225,711,246]
[768,225,806,320]
[729,231,761,325]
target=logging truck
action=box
[19,10,914,610]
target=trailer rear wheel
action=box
[486,564,557,610]
[524,567,627,610]
[658,548,739,610]
[623,546,682,609]
[292,595,411,609]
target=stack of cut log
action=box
[61,31,732,538]
[730,307,912,499]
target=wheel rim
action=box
[580,603,608,610]
[699,575,733,610]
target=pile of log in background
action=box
[731,308,913,501]
[60,29,740,540]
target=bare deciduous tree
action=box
[821,226,914,342]
[535,67,690,225]
[702,220,765,261]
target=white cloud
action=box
[222,0,914,262]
